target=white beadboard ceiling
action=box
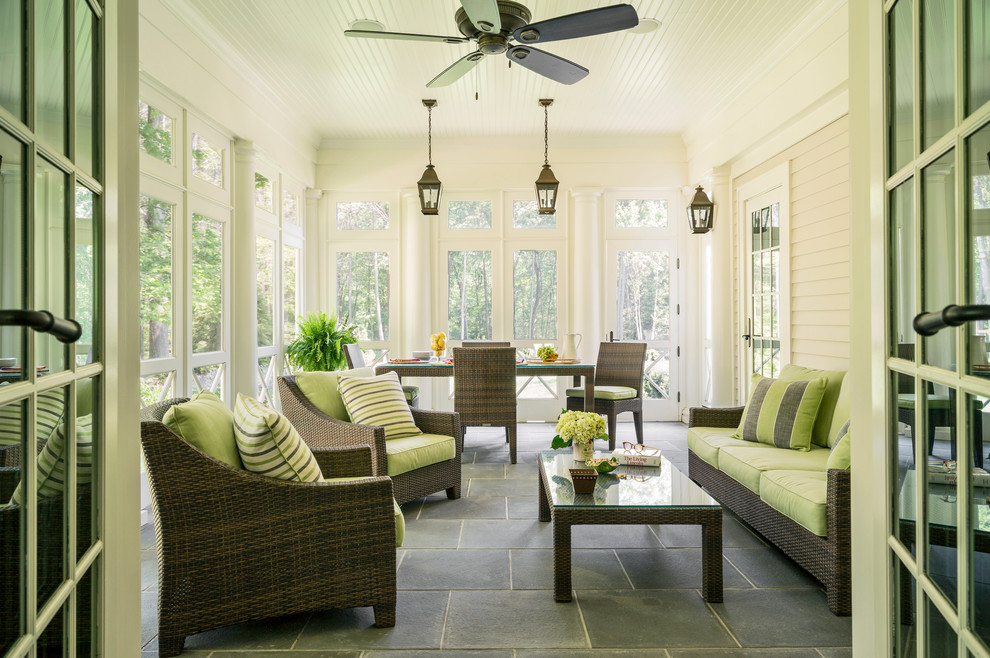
[172,0,828,143]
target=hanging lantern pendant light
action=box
[417,99,442,215]
[686,185,715,234]
[535,99,559,215]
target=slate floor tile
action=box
[442,590,587,649]
[655,515,765,548]
[401,519,463,548]
[517,652,673,658]
[364,652,512,658]
[459,519,553,548]
[816,649,853,658]
[398,549,509,589]
[419,496,507,520]
[508,496,539,519]
[296,590,449,650]
[571,524,663,549]
[711,589,852,647]
[141,549,158,591]
[141,522,156,550]
[183,613,310,651]
[209,652,360,657]
[467,478,535,497]
[615,548,751,589]
[578,589,736,648]
[668,650,822,657]
[511,548,631,590]
[462,463,506,479]
[141,592,157,648]
[724,547,821,588]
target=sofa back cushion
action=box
[778,365,846,448]
[827,375,852,448]
[295,367,375,421]
[735,374,827,451]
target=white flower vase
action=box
[573,441,593,461]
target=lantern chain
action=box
[543,103,549,166]
[427,103,433,166]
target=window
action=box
[75,186,96,364]
[255,172,274,213]
[283,245,299,344]
[256,237,276,348]
[283,190,299,225]
[615,198,668,229]
[337,201,389,230]
[139,195,174,360]
[138,100,173,164]
[512,250,557,340]
[448,200,491,229]
[749,203,781,378]
[191,214,223,353]
[513,199,555,229]
[336,251,390,340]
[447,250,493,340]
[191,132,223,187]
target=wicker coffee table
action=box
[537,450,723,602]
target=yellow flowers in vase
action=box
[430,331,447,358]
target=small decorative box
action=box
[569,468,598,494]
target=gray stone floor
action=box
[141,422,852,657]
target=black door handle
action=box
[0,310,82,343]
[913,305,990,337]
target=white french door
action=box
[605,239,679,421]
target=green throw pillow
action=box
[338,372,422,439]
[9,414,93,505]
[162,391,243,469]
[826,420,851,470]
[295,367,375,421]
[233,394,324,482]
[734,374,827,451]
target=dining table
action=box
[373,360,597,411]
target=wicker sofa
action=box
[687,365,851,616]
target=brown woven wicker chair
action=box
[453,346,518,463]
[141,399,397,657]
[344,343,420,407]
[277,377,462,504]
[460,341,511,347]
[565,341,647,450]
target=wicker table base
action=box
[537,453,723,603]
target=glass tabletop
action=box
[898,469,990,533]
[538,450,719,509]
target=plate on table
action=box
[526,358,581,365]
[389,358,424,364]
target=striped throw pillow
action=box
[826,420,851,470]
[734,375,827,451]
[338,372,422,439]
[233,394,324,482]
[9,414,93,506]
[0,388,66,447]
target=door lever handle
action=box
[913,304,990,337]
[0,310,82,343]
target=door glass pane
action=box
[967,121,990,373]
[191,363,224,401]
[923,0,955,149]
[138,100,173,164]
[36,0,65,152]
[282,245,298,344]
[140,371,174,408]
[37,602,65,656]
[139,195,173,360]
[191,133,222,187]
[448,200,491,229]
[76,377,96,557]
[924,382,958,608]
[37,386,69,612]
[927,596,958,653]
[968,394,990,647]
[893,555,918,656]
[615,250,670,341]
[770,203,780,247]
[889,0,915,173]
[282,191,299,225]
[335,251,389,341]
[35,158,66,376]
[0,399,26,653]
[336,201,388,230]
[0,131,25,379]
[891,179,917,354]
[761,207,770,249]
[75,562,94,657]
[191,213,222,354]
[75,185,95,364]
[894,369,918,555]
[512,250,557,340]
[447,250,492,340]
[643,348,669,399]
[0,0,23,120]
[513,199,554,229]
[74,0,95,175]
[751,208,761,251]
[615,199,667,228]
[256,237,275,348]
[254,172,273,213]
[967,0,990,114]
[922,150,956,370]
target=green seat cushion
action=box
[687,427,763,468]
[339,372,422,439]
[826,376,852,448]
[385,433,456,477]
[718,444,830,494]
[564,385,638,400]
[895,393,951,410]
[778,365,846,448]
[759,469,828,536]
[9,414,93,505]
[294,367,375,421]
[735,375,827,451]
[826,421,851,471]
[402,385,420,401]
[163,391,242,469]
[327,477,405,547]
[233,394,324,482]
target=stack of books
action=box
[611,444,662,467]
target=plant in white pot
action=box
[284,312,358,372]
[551,409,609,461]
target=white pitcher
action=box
[561,333,582,361]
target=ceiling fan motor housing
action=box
[455,1,532,40]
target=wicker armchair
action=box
[277,377,462,504]
[141,399,397,657]
[344,343,420,407]
[565,341,646,450]
[453,346,518,463]
[460,341,511,347]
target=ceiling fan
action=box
[345,1,639,88]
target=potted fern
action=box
[285,312,359,371]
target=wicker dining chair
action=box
[453,346,518,463]
[344,343,420,407]
[461,341,511,347]
[278,376,462,503]
[141,399,397,657]
[565,341,647,450]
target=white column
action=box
[402,191,433,406]
[231,140,258,401]
[570,188,603,362]
[708,167,734,405]
[303,188,323,315]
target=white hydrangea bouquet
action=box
[551,410,609,460]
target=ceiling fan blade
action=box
[505,46,588,85]
[345,29,469,44]
[512,4,639,44]
[427,51,486,88]
[460,0,501,34]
